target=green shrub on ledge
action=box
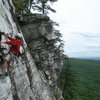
[12,0,28,11]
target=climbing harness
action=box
[0,46,9,63]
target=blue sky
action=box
[49,0,100,57]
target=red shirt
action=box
[1,34,22,56]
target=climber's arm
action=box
[0,41,14,46]
[0,32,15,40]
[4,33,15,41]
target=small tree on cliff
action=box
[31,0,56,14]
[58,58,77,100]
[12,0,58,14]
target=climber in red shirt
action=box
[0,32,22,75]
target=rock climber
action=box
[0,32,22,75]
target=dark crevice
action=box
[26,66,33,90]
[13,93,20,100]
[24,58,33,92]
[8,0,21,33]
[2,0,5,5]
[35,62,49,80]
[9,75,20,100]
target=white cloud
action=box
[85,43,100,50]
[50,0,100,32]
[67,49,86,53]
[72,32,100,37]
[86,43,100,47]
[49,0,100,57]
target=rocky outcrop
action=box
[0,0,63,100]
[20,14,64,100]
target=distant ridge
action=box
[70,57,100,60]
[80,57,100,60]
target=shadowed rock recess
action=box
[0,0,64,100]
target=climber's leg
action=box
[3,54,11,74]
[7,61,11,74]
[2,59,8,73]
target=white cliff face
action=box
[0,0,17,35]
[0,76,12,100]
[0,0,59,100]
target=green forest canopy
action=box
[59,58,100,100]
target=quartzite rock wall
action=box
[20,14,64,100]
[0,0,63,100]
